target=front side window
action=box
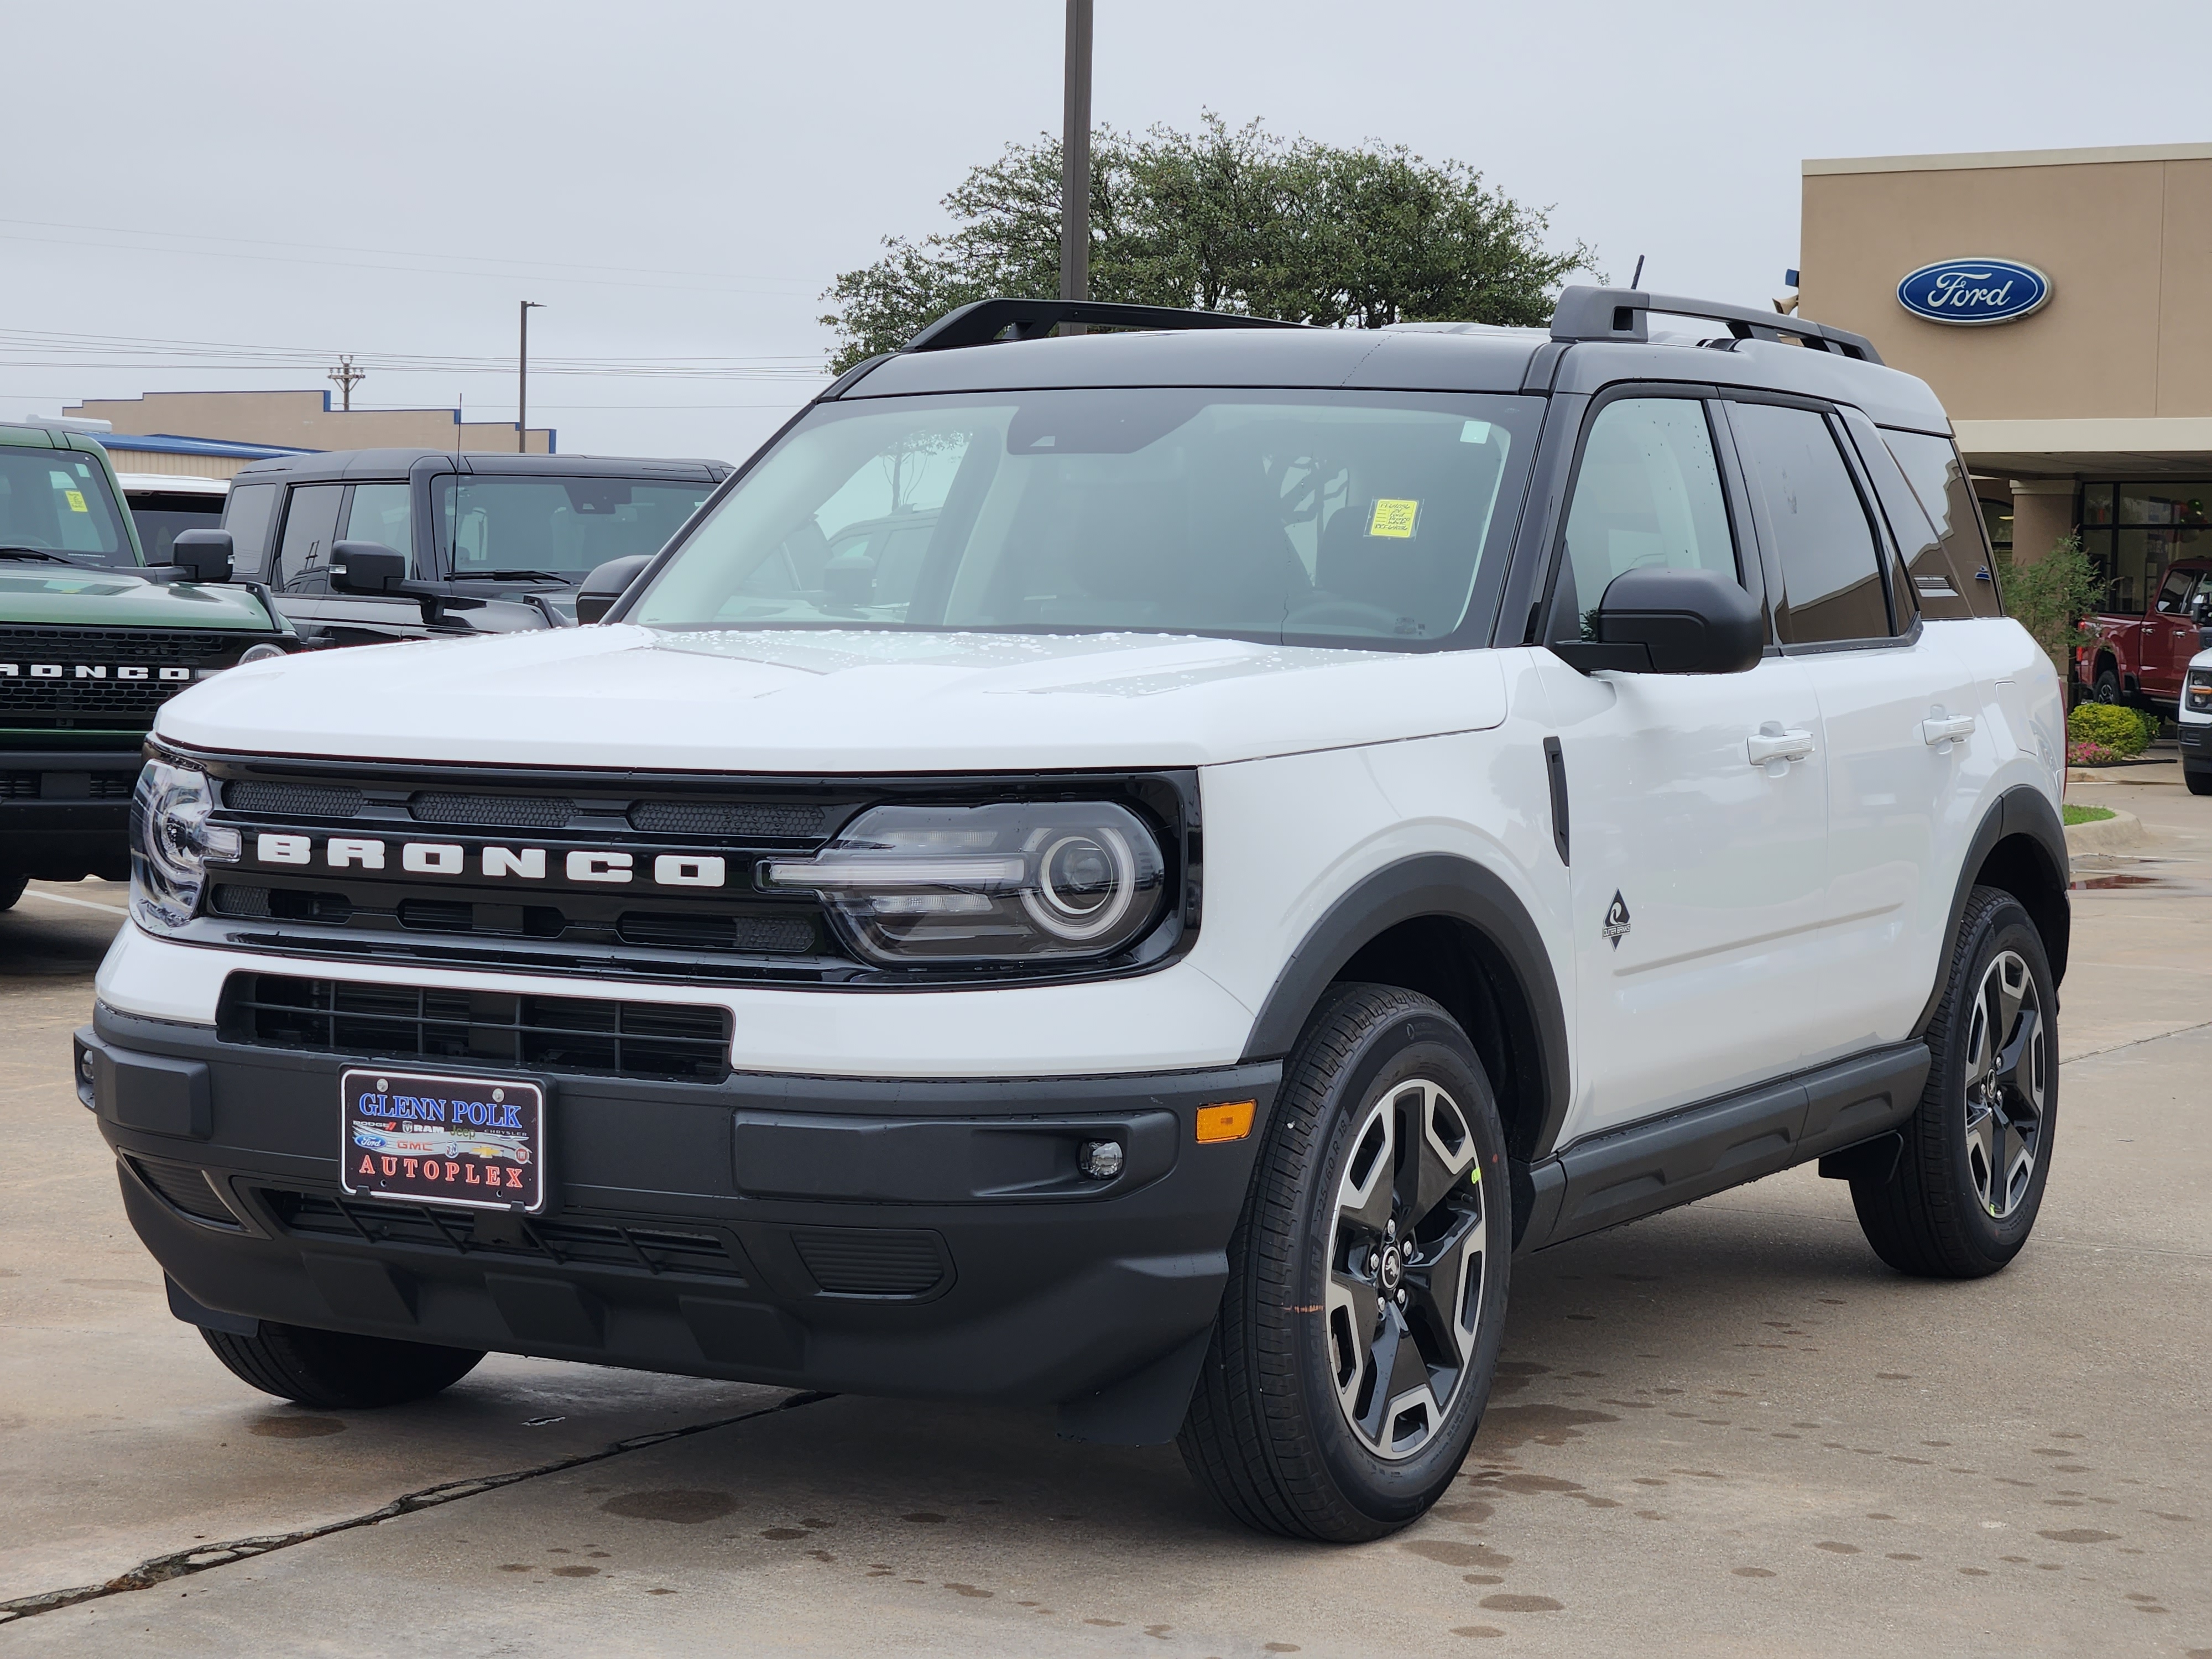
[1554,398,1736,634]
[630,390,1537,647]
[434,477,714,580]
[343,482,414,572]
[1730,402,1893,645]
[0,448,132,565]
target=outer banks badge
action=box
[1603,892,1632,950]
[341,1067,545,1213]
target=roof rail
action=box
[1549,285,1883,365]
[904,298,1305,353]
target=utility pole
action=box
[327,355,366,413]
[1060,0,1093,315]
[518,300,545,453]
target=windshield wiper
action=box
[465,568,576,583]
[0,545,91,566]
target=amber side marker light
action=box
[1196,1100,1256,1144]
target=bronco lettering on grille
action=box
[249,834,730,891]
[0,664,194,681]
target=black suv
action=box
[218,450,729,647]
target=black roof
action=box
[836,289,1951,434]
[230,448,731,484]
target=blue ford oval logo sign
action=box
[1896,258,2052,326]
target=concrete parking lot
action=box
[3,773,2209,1657]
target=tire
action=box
[2187,768,2212,797]
[0,872,25,912]
[1849,887,2056,1279]
[1178,983,1511,1542]
[2092,666,2122,705]
[200,1322,484,1409]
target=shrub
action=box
[2068,702,2151,758]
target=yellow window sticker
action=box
[64,489,88,514]
[1367,498,1420,539]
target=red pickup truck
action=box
[2079,559,2212,709]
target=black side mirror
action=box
[1551,566,1765,676]
[166,529,234,585]
[822,550,877,610]
[328,542,406,595]
[576,554,654,625]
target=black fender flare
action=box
[1913,785,2071,1037]
[1237,854,1572,1160]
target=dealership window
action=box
[2077,482,2212,613]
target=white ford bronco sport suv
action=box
[82,289,2069,1543]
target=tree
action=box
[2001,531,2101,687]
[820,116,1598,372]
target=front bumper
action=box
[80,1002,1278,1443]
[1,748,140,877]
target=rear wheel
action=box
[1849,887,2055,1278]
[201,1322,484,1409]
[1178,983,1510,1541]
[2091,666,2122,705]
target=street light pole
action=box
[518,300,545,453]
[1060,0,1092,311]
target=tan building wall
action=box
[62,390,551,456]
[1802,144,2212,599]
[97,447,255,482]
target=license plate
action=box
[340,1067,545,1214]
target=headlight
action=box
[130,759,239,933]
[763,802,1165,964]
[2188,670,2212,714]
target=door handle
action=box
[1921,713,1975,748]
[1747,726,1815,767]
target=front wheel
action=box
[1849,887,2056,1278]
[1178,984,1511,1541]
[2187,768,2212,797]
[201,1322,484,1408]
[0,872,25,911]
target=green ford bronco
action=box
[1,420,292,903]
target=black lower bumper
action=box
[81,1003,1278,1444]
[1,749,139,878]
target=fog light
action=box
[1078,1139,1125,1180]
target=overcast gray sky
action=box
[4,0,2204,463]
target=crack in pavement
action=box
[0,1389,834,1627]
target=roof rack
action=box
[904,298,1306,354]
[1549,285,1882,365]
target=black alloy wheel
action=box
[1180,983,1510,1542]
[2092,667,2123,706]
[1850,886,2057,1278]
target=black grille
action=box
[793,1228,948,1297]
[128,1158,242,1228]
[225,780,365,818]
[618,912,815,953]
[0,774,34,799]
[397,898,474,932]
[0,626,255,661]
[210,884,352,922]
[264,1190,745,1281]
[629,800,825,838]
[220,973,732,1083]
[88,774,133,799]
[0,679,189,721]
[410,793,575,828]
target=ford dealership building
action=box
[1801,142,2211,611]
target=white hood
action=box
[156,625,1509,771]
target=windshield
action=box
[630,389,1537,646]
[0,447,134,565]
[129,491,227,566]
[434,475,714,580]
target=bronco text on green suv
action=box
[0,421,290,901]
[81,291,2067,1542]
